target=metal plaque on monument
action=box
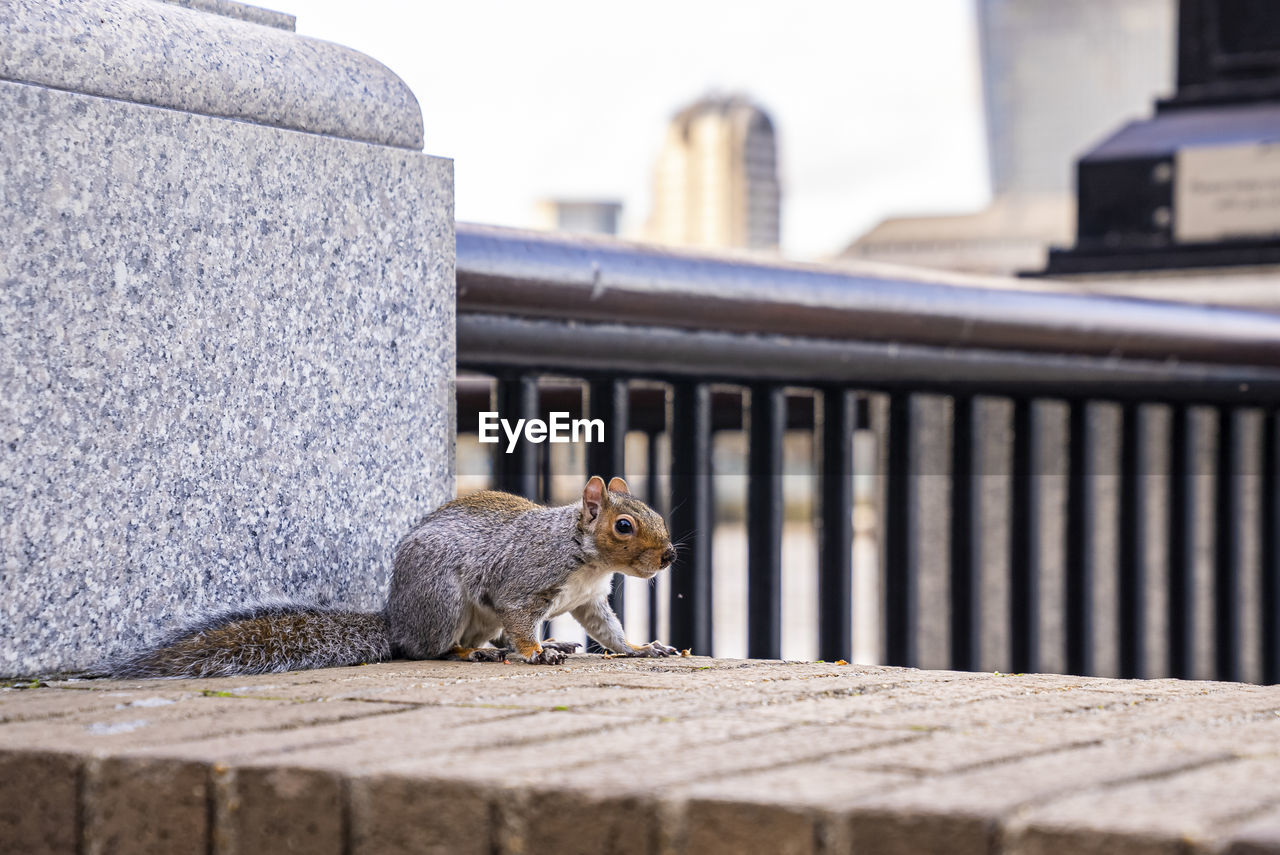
[1038,0,1280,274]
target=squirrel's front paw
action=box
[541,639,583,655]
[520,645,570,665]
[628,640,679,658]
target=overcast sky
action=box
[290,0,991,259]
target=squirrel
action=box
[110,476,680,678]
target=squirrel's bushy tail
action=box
[111,603,392,679]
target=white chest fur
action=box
[546,564,618,619]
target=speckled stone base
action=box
[0,79,455,676]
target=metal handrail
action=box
[457,222,1280,366]
[457,223,1280,402]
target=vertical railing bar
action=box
[1168,404,1195,680]
[748,385,785,659]
[1215,407,1242,683]
[483,373,497,491]
[819,387,855,663]
[949,394,981,671]
[494,374,539,500]
[670,382,714,655]
[1064,399,1093,676]
[1262,409,1280,685]
[1118,402,1145,679]
[646,429,663,642]
[588,379,630,637]
[538,443,553,505]
[885,392,916,667]
[1010,398,1040,674]
[538,432,553,651]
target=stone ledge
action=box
[157,0,296,31]
[2,658,1278,854]
[1,0,423,149]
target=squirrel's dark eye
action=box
[614,518,634,535]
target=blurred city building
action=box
[645,94,781,251]
[843,0,1176,275]
[532,199,623,236]
[1036,0,1280,293]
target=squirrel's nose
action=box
[660,546,677,566]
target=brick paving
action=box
[2,657,1279,854]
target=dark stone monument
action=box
[1036,0,1280,274]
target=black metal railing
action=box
[455,222,1280,683]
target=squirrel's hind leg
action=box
[388,566,465,660]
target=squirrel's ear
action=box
[607,477,630,495]
[582,476,606,522]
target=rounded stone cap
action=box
[1,0,424,149]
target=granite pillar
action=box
[0,0,455,675]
